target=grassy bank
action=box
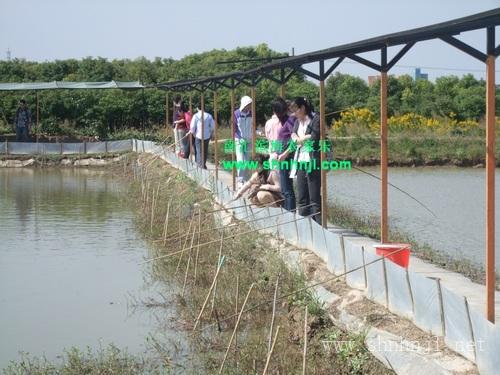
[126,154,391,374]
[2,345,161,374]
[327,202,499,289]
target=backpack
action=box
[184,111,192,129]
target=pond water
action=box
[0,168,185,369]
[328,166,500,268]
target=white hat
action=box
[239,95,252,112]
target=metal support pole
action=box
[189,94,193,113]
[36,91,40,143]
[165,93,169,129]
[380,70,388,243]
[319,80,327,227]
[251,86,256,159]
[141,89,146,140]
[231,89,236,190]
[486,48,496,323]
[214,91,219,180]
[280,84,285,98]
[201,93,205,169]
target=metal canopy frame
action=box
[152,9,500,324]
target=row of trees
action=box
[0,43,496,138]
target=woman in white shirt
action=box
[290,97,322,224]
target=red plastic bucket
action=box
[372,243,411,268]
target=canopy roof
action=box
[153,7,500,91]
[0,80,144,91]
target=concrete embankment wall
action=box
[0,140,133,155]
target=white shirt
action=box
[189,111,214,140]
[297,118,311,163]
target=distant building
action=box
[415,68,428,81]
[368,75,380,86]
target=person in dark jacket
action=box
[289,97,321,224]
[13,99,32,142]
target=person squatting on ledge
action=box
[233,153,283,207]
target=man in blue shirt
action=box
[188,104,214,169]
[13,99,32,142]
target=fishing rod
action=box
[154,201,314,245]
[139,212,317,265]
[196,246,408,332]
[344,162,437,218]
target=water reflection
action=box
[0,168,189,371]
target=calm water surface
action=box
[0,168,185,369]
[328,167,500,268]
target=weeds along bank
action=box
[126,153,391,374]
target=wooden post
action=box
[485,29,496,323]
[201,92,205,169]
[251,86,256,159]
[380,69,388,243]
[319,79,327,227]
[231,89,236,190]
[165,93,169,129]
[280,84,285,98]
[36,91,40,143]
[214,91,219,180]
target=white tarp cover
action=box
[343,238,366,289]
[325,231,344,275]
[0,81,144,91]
[469,308,500,375]
[441,285,475,362]
[385,259,414,319]
[365,249,387,306]
[408,271,443,336]
[296,217,313,250]
[311,221,328,263]
[280,211,298,245]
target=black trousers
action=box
[296,168,321,225]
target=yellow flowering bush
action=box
[331,108,482,136]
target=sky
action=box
[1,0,500,82]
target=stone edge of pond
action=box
[0,153,130,167]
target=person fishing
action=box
[233,153,283,207]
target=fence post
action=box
[83,141,87,154]
[105,141,108,154]
[6,139,9,155]
[60,142,63,155]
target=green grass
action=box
[122,155,391,374]
[1,345,166,375]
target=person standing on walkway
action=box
[13,99,32,142]
[172,95,182,152]
[173,101,191,158]
[290,97,321,224]
[233,95,253,187]
[189,104,214,169]
[265,98,284,161]
[276,99,297,211]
